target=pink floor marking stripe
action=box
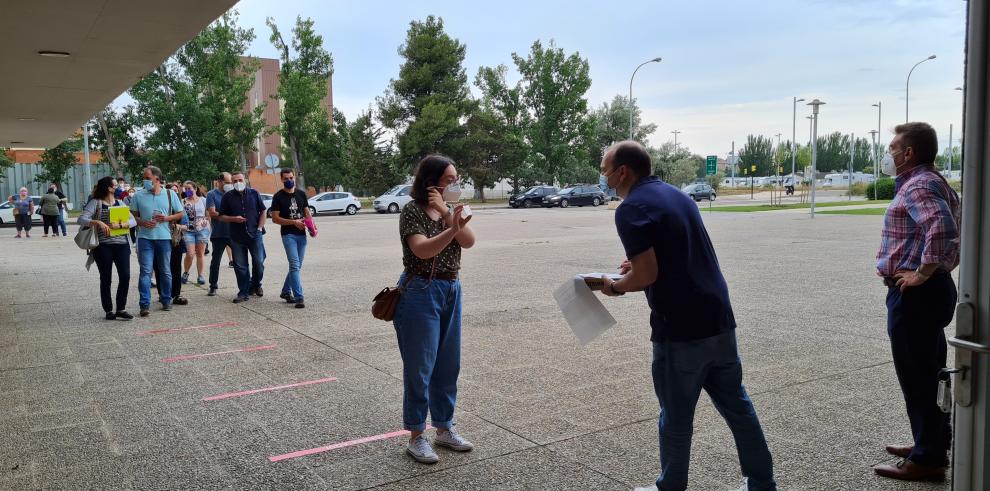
[136,321,238,336]
[268,425,435,462]
[161,345,276,363]
[202,377,338,402]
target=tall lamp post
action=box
[906,54,936,122]
[868,129,879,200]
[629,57,662,139]
[807,99,825,218]
[791,97,805,182]
[774,133,782,181]
[81,124,92,199]
[671,130,681,155]
[872,101,882,197]
[806,115,813,147]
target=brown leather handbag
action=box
[373,258,436,321]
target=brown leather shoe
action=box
[874,459,945,482]
[885,444,912,459]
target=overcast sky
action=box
[121,0,967,159]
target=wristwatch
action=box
[915,269,931,280]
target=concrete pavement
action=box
[0,206,951,489]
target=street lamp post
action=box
[671,130,681,155]
[807,99,825,218]
[906,54,936,122]
[872,101,882,198]
[806,115,813,147]
[868,129,879,200]
[81,124,92,199]
[629,57,662,139]
[791,97,804,183]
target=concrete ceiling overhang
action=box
[0,0,238,148]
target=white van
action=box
[373,185,413,213]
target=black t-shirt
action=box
[270,189,309,236]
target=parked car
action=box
[374,185,413,213]
[0,196,43,225]
[309,191,362,215]
[509,186,557,208]
[542,185,606,208]
[681,183,716,201]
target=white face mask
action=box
[234,182,246,192]
[881,151,903,176]
[223,183,234,192]
[442,182,462,202]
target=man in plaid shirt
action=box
[873,122,960,482]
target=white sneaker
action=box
[406,435,439,464]
[633,486,658,491]
[434,427,474,452]
[731,480,749,491]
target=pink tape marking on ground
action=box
[268,425,435,462]
[161,345,276,363]
[136,321,238,336]
[202,377,338,402]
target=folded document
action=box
[553,274,622,346]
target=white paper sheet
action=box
[553,276,617,346]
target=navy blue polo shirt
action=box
[615,176,736,342]
[218,188,266,242]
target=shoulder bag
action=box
[372,257,437,322]
[74,199,101,250]
[168,190,186,247]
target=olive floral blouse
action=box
[399,202,460,276]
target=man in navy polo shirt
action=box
[218,172,267,303]
[598,141,776,491]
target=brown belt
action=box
[413,271,458,281]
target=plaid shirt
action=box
[876,165,960,277]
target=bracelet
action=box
[915,270,931,279]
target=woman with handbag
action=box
[78,176,136,320]
[10,188,34,238]
[164,183,190,306]
[181,180,210,286]
[393,154,476,464]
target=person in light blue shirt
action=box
[129,165,184,317]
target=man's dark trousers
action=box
[208,237,230,290]
[885,271,957,467]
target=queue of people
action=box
[68,165,321,319]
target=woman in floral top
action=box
[181,180,210,285]
[393,155,477,464]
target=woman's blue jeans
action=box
[393,272,462,432]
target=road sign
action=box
[751,165,757,172]
[706,155,717,176]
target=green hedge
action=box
[865,178,896,200]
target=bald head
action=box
[605,140,652,178]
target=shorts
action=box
[183,228,210,246]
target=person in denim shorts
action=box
[181,181,210,286]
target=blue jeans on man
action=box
[137,238,172,309]
[230,234,265,298]
[57,210,67,236]
[392,274,462,431]
[652,329,776,491]
[280,234,307,301]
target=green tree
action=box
[0,148,14,182]
[268,15,334,190]
[300,108,349,192]
[512,40,592,184]
[90,105,147,181]
[37,138,80,187]
[738,135,774,176]
[591,95,656,148]
[347,112,403,196]
[935,146,962,170]
[469,64,530,197]
[378,16,473,173]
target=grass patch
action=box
[707,200,891,213]
[817,207,888,216]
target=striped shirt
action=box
[876,165,960,277]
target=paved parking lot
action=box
[0,205,952,490]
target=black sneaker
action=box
[207,287,217,296]
[105,312,116,321]
[295,302,305,309]
[233,296,249,304]
[280,292,296,303]
[162,303,172,311]
[115,311,133,321]
[252,287,264,297]
[172,296,189,306]
[228,261,235,269]
[140,307,150,317]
